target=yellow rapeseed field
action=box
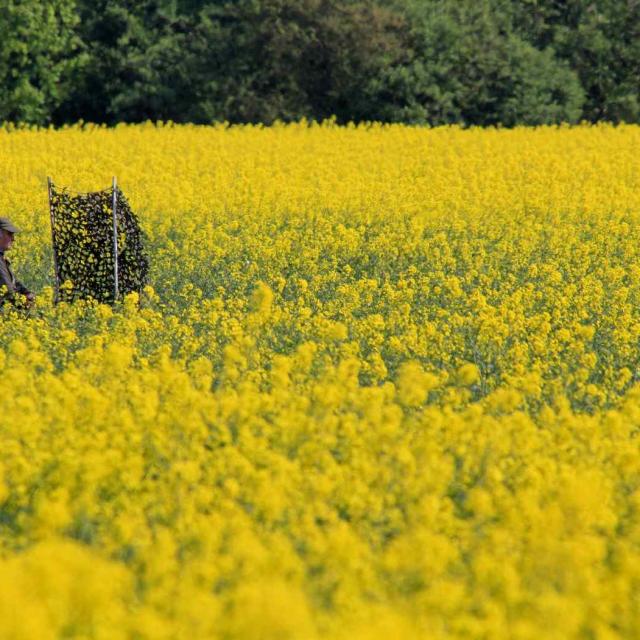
[2,122,640,639]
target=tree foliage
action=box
[0,0,84,124]
[2,0,639,126]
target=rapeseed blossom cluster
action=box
[1,122,640,638]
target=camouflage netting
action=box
[49,182,149,303]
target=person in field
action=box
[0,218,34,308]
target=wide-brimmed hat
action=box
[0,218,20,233]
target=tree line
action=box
[2,0,639,127]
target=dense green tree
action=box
[384,0,584,125]
[0,0,84,124]
[3,0,640,126]
[71,0,411,125]
[507,0,640,122]
[53,0,181,124]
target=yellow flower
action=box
[396,361,439,407]
[0,121,639,637]
[457,362,480,386]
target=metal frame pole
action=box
[112,176,119,301]
[47,177,61,303]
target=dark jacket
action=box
[0,250,31,306]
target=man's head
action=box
[0,218,20,252]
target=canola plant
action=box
[1,122,640,638]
